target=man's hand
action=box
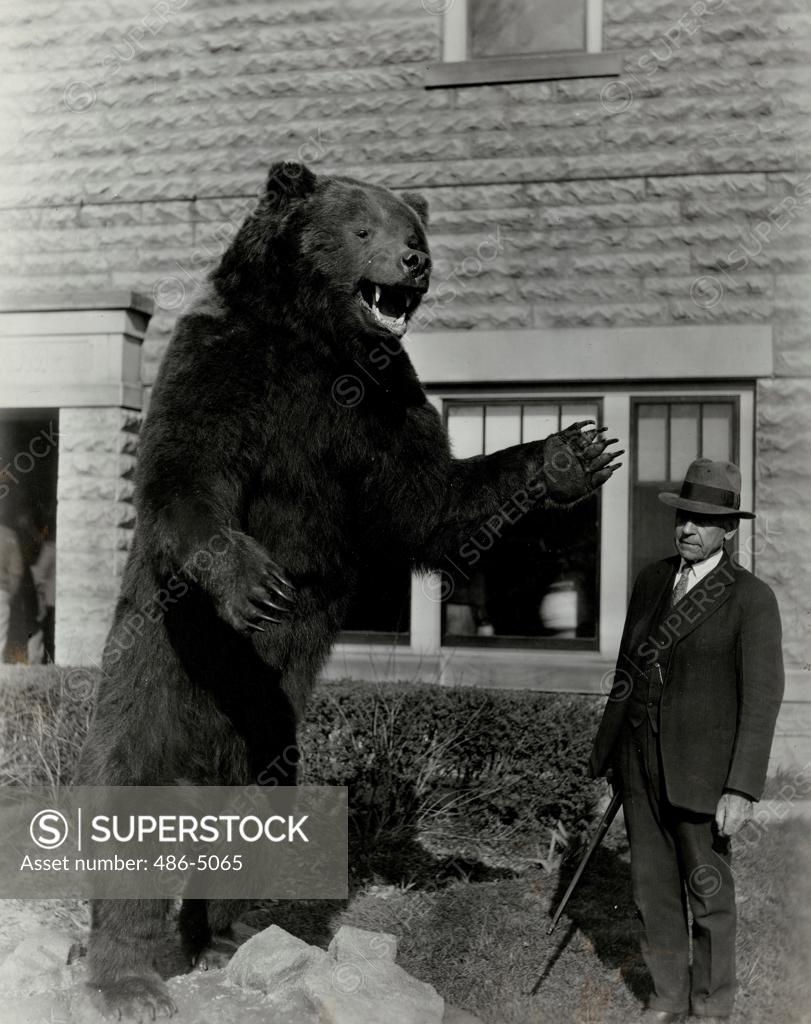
[715,791,753,836]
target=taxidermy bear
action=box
[75,161,621,1018]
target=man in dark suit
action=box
[590,459,784,1022]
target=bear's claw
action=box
[560,420,624,493]
[91,976,177,1021]
[209,532,297,635]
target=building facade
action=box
[1,0,809,758]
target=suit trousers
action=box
[618,717,737,1017]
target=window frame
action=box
[629,393,744,593]
[440,394,604,652]
[425,0,621,89]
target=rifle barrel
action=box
[547,789,622,935]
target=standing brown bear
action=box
[76,161,622,1018]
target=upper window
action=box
[468,0,600,59]
[442,399,601,650]
[426,0,620,88]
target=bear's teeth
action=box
[374,285,382,306]
[369,303,406,336]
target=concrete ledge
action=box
[425,52,621,89]
[326,648,807,700]
[0,291,153,316]
[409,324,774,385]
[0,293,151,411]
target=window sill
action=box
[424,51,621,89]
[337,631,410,646]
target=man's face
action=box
[674,511,737,563]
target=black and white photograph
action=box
[0,0,809,1021]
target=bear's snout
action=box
[400,247,431,283]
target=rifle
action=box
[546,788,622,935]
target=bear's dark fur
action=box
[75,162,620,1018]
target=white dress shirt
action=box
[672,547,725,595]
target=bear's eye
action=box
[355,228,370,239]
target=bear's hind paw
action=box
[192,932,239,971]
[90,975,177,1021]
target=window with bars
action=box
[443,399,601,649]
[631,398,739,585]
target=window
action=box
[442,399,601,650]
[468,0,599,59]
[426,0,621,89]
[630,397,739,586]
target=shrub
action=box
[299,681,604,865]
[0,667,604,869]
[0,665,94,789]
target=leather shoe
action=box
[642,1013,685,1022]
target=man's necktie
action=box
[672,564,691,606]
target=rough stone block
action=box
[328,925,398,964]
[755,378,811,668]
[540,200,680,229]
[532,300,669,328]
[571,251,689,275]
[526,178,646,205]
[774,321,811,377]
[226,925,330,995]
[226,924,445,1024]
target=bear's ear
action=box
[264,161,318,211]
[401,191,429,228]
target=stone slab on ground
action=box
[225,923,330,994]
[328,922,399,962]
[231,923,445,1024]
[0,913,485,1024]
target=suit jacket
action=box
[590,550,784,814]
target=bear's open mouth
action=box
[357,280,421,338]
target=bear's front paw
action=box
[563,420,624,489]
[542,420,624,505]
[213,532,295,635]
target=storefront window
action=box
[443,400,601,649]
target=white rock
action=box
[299,947,444,1024]
[328,924,398,963]
[229,924,445,1024]
[0,926,74,997]
[225,924,329,995]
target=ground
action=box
[3,816,808,1023]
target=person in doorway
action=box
[31,526,56,662]
[590,459,784,1022]
[0,515,23,661]
[11,508,45,664]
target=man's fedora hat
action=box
[658,458,755,518]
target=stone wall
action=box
[1,0,810,666]
[55,407,141,665]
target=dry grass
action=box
[247,817,811,1024]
